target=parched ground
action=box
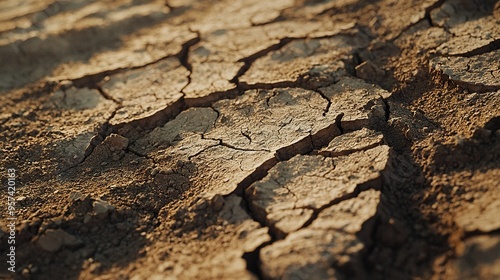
[0,0,499,279]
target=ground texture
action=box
[0,0,499,279]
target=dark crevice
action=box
[236,158,280,198]
[359,214,383,274]
[209,105,221,128]
[241,130,252,143]
[70,31,200,89]
[241,218,273,280]
[97,87,120,104]
[299,184,366,230]
[71,54,177,89]
[175,32,199,100]
[164,1,174,11]
[61,105,121,173]
[336,113,345,134]
[184,88,242,107]
[62,97,187,172]
[484,116,500,132]
[316,141,383,158]
[380,95,391,121]
[463,228,500,239]
[424,0,446,28]
[389,17,428,43]
[240,80,311,91]
[352,51,363,68]
[186,143,220,160]
[70,81,340,170]
[449,38,500,57]
[439,75,500,94]
[72,68,125,89]
[231,37,293,85]
[82,109,118,159]
[125,146,152,160]
[237,114,343,192]
[253,176,381,242]
[71,30,359,155]
[227,119,346,245]
[215,139,272,153]
[232,28,367,88]
[177,30,201,73]
[242,249,265,280]
[250,13,287,27]
[239,183,276,279]
[3,10,182,90]
[175,30,201,97]
[110,97,187,136]
[314,88,332,116]
[239,73,340,92]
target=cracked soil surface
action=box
[0,0,499,279]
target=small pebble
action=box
[151,168,160,176]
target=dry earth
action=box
[0,0,499,279]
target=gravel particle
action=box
[38,229,83,252]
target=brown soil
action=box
[0,0,499,279]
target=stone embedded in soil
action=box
[321,77,391,131]
[319,127,384,157]
[93,199,115,219]
[241,29,369,86]
[246,145,391,238]
[38,229,83,252]
[210,194,225,212]
[80,133,133,168]
[430,50,500,91]
[69,191,85,202]
[356,60,386,83]
[452,235,500,279]
[103,134,129,152]
[259,189,381,280]
[101,58,188,126]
